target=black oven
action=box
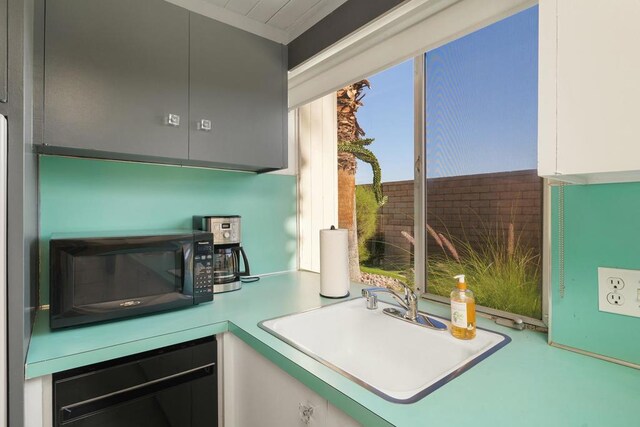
[53,336,217,427]
[49,230,214,329]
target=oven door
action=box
[58,370,215,427]
[50,234,195,329]
[53,337,217,427]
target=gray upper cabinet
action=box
[1,0,7,103]
[188,13,287,171]
[41,0,287,172]
[44,0,190,160]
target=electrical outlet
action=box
[606,292,624,305]
[598,267,640,318]
[607,277,625,290]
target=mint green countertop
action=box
[27,271,640,426]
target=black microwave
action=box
[49,230,214,329]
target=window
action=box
[334,6,544,327]
[424,6,542,321]
[350,60,415,291]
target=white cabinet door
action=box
[24,376,53,427]
[539,0,640,184]
[221,333,360,427]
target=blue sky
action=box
[355,59,414,184]
[356,6,538,184]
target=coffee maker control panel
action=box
[194,216,241,245]
[193,235,214,303]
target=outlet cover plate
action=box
[598,267,640,318]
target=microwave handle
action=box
[235,246,250,276]
[182,243,194,296]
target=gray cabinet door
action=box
[189,13,287,171]
[0,0,6,103]
[44,0,189,159]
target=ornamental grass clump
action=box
[426,223,541,319]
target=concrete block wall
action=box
[374,181,415,267]
[361,170,542,267]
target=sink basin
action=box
[259,298,510,403]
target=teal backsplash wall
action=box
[551,183,640,365]
[39,156,297,305]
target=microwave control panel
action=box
[194,236,214,303]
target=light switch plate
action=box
[598,267,640,318]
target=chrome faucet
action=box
[362,282,447,331]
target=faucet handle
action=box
[396,281,412,292]
[396,281,415,301]
[365,294,378,310]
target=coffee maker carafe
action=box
[193,215,250,293]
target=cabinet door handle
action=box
[197,119,212,132]
[59,363,215,423]
[165,114,181,127]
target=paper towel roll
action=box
[319,227,350,298]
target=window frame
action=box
[293,3,548,330]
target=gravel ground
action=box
[359,272,405,292]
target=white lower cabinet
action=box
[24,375,53,427]
[221,333,360,427]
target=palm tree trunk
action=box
[337,80,370,282]
[337,167,355,230]
[338,167,360,281]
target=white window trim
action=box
[296,93,339,273]
[288,0,536,109]
[413,55,427,296]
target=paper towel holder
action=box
[319,225,351,299]
[320,291,350,299]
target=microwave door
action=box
[50,236,195,329]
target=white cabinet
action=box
[538,0,640,184]
[221,333,360,427]
[24,376,53,427]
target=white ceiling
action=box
[168,0,348,44]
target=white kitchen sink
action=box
[259,298,510,403]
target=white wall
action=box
[297,93,338,272]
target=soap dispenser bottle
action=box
[450,274,476,340]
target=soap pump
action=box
[450,274,476,340]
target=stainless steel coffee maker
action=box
[193,215,250,293]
